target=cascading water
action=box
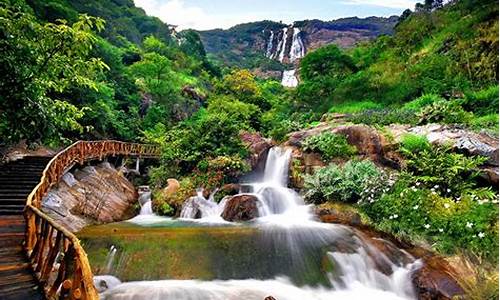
[265,30,274,58]
[95,147,421,300]
[278,27,289,62]
[289,28,305,62]
[281,69,299,88]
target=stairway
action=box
[0,156,51,300]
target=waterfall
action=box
[265,30,274,58]
[277,27,289,62]
[289,28,305,62]
[138,190,153,215]
[281,69,298,88]
[102,147,421,300]
[104,245,117,274]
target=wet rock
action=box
[41,162,138,232]
[240,131,274,171]
[221,194,259,222]
[411,256,465,300]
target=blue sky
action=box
[134,0,419,30]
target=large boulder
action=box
[221,194,259,222]
[42,162,138,232]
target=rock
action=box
[93,275,122,293]
[163,178,180,196]
[315,203,362,226]
[411,256,465,300]
[391,124,499,166]
[41,162,138,232]
[221,194,259,222]
[240,131,274,171]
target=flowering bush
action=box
[360,175,499,260]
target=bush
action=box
[417,99,473,125]
[301,132,357,161]
[348,108,418,126]
[304,160,382,203]
[400,134,431,153]
[206,155,251,179]
[403,94,444,111]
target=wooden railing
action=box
[23,141,160,299]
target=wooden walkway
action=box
[0,156,51,300]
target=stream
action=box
[80,148,421,300]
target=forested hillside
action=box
[1,0,217,146]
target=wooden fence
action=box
[24,141,160,299]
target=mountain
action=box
[198,16,399,78]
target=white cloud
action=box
[134,0,210,30]
[134,0,294,30]
[343,0,416,9]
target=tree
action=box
[0,4,107,144]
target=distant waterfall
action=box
[265,30,274,58]
[289,28,305,62]
[281,70,298,88]
[278,27,289,62]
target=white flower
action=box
[393,214,398,219]
[389,215,393,220]
[446,188,451,193]
[444,203,450,209]
[438,228,444,233]
[413,205,419,210]
[424,224,431,229]
[456,197,461,201]
[416,182,421,186]
[466,222,473,228]
[431,191,437,195]
[400,192,404,197]
[478,232,485,238]
[434,185,439,189]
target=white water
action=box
[265,30,274,58]
[281,69,299,88]
[277,27,289,62]
[139,191,153,215]
[100,147,419,299]
[289,28,305,62]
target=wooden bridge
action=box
[0,141,160,300]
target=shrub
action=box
[400,134,431,153]
[207,155,251,179]
[301,132,357,161]
[304,160,382,203]
[417,99,473,125]
[348,108,418,126]
[403,94,444,111]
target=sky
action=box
[134,0,420,31]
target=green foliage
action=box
[463,85,499,116]
[400,142,488,196]
[470,114,499,134]
[0,4,107,144]
[403,94,444,111]
[400,134,432,153]
[348,109,418,126]
[328,101,383,114]
[360,175,499,260]
[216,69,269,110]
[304,160,382,204]
[301,132,357,161]
[417,99,473,125]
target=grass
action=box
[328,100,383,114]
